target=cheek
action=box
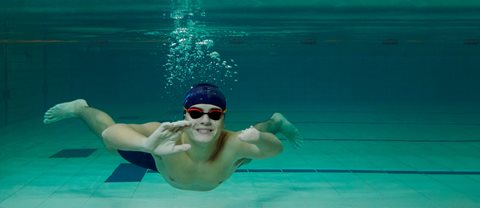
[214,121,225,129]
[184,115,197,123]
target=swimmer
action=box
[43,83,303,191]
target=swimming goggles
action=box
[185,107,226,120]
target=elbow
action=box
[275,142,284,155]
[264,142,283,158]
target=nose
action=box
[199,114,211,125]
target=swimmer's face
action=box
[184,104,225,143]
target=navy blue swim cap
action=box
[183,83,226,110]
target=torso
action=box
[152,130,245,191]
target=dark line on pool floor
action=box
[299,138,480,143]
[109,167,480,183]
[234,169,480,175]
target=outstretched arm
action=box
[254,113,304,149]
[237,126,283,159]
[235,113,304,159]
[101,123,154,152]
[101,121,191,155]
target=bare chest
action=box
[159,153,240,191]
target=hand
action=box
[238,126,261,143]
[143,120,192,156]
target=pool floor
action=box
[1,103,479,207]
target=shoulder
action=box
[222,130,263,159]
[221,130,242,151]
[222,130,240,144]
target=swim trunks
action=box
[117,150,158,171]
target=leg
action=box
[77,106,115,138]
[44,99,159,170]
[43,99,114,139]
[254,113,304,148]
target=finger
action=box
[160,122,173,129]
[238,127,260,142]
[161,121,184,132]
[166,131,182,141]
[162,130,174,139]
[171,120,191,129]
[172,144,191,153]
[238,129,249,139]
[172,121,192,132]
[170,125,183,132]
[291,136,304,149]
[294,141,303,149]
[151,122,171,137]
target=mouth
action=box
[196,128,213,134]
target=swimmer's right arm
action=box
[101,123,158,152]
[101,121,192,155]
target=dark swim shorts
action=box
[117,150,158,172]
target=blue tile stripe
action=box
[235,169,480,175]
[282,169,317,173]
[105,163,148,182]
[248,169,283,172]
[293,121,480,126]
[232,120,480,127]
[50,148,96,158]
[296,138,480,143]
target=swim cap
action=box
[183,83,227,110]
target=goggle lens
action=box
[186,108,224,120]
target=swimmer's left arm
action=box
[237,126,283,159]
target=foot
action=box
[271,113,304,148]
[43,99,88,124]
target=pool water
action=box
[1,0,480,207]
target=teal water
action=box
[3,5,480,107]
[1,1,480,207]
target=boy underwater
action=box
[44,83,302,191]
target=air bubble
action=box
[163,0,239,91]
